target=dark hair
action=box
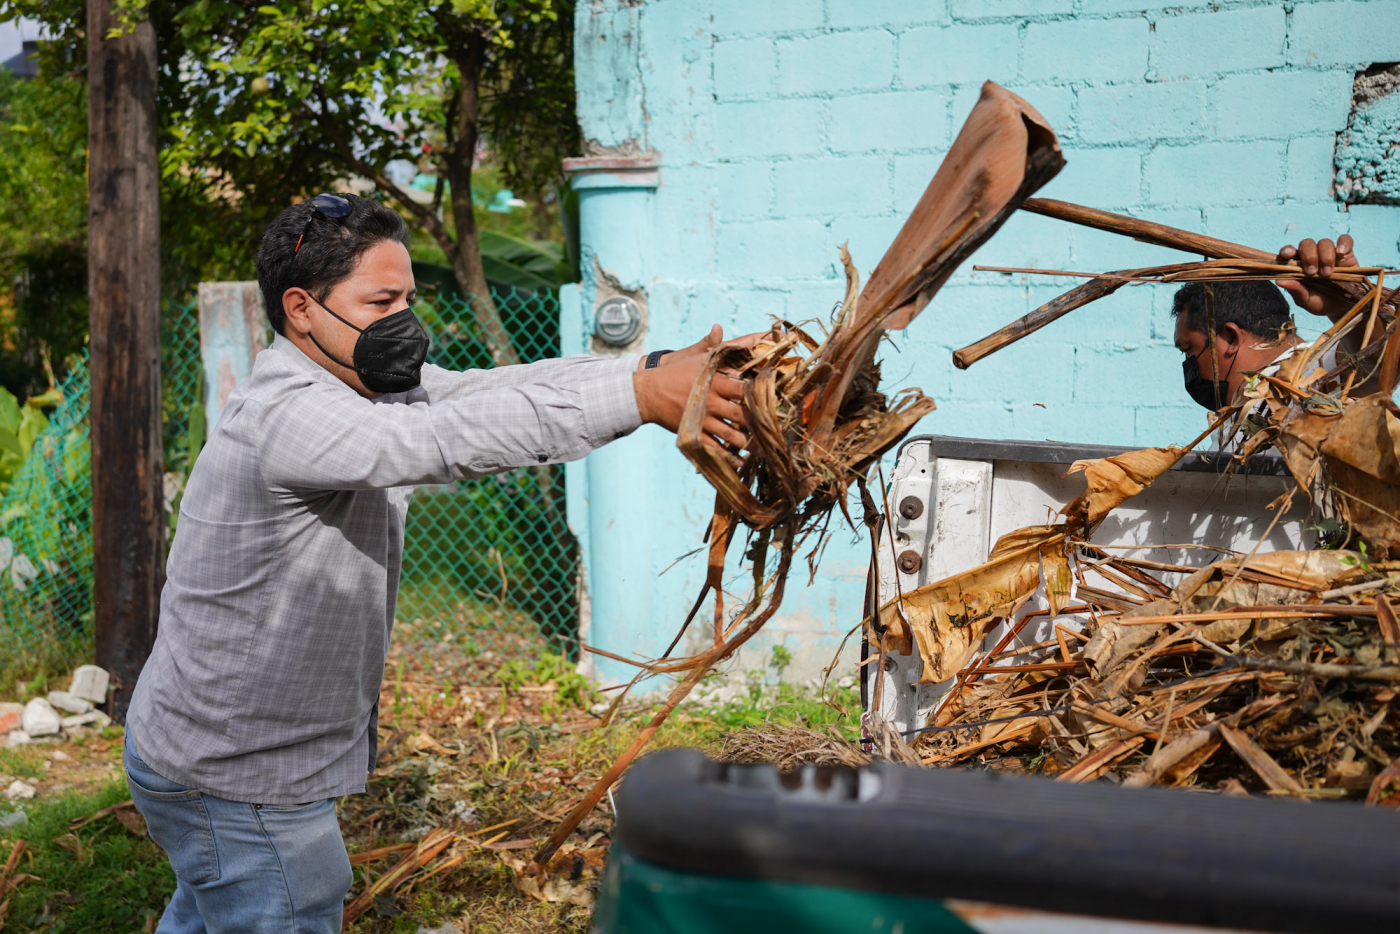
[255,193,409,335]
[1171,280,1292,340]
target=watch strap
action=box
[644,349,674,370]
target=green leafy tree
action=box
[0,24,269,397]
[166,0,579,366]
[0,64,88,396]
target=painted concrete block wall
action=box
[566,0,1400,687]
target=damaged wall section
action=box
[1335,63,1400,205]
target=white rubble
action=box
[69,665,110,704]
[4,780,34,801]
[50,750,69,762]
[21,698,60,737]
[6,731,28,747]
[60,711,111,730]
[46,691,92,715]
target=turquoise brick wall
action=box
[565,0,1400,686]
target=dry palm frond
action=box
[534,81,1065,866]
[954,200,1398,370]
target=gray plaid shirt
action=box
[128,335,640,804]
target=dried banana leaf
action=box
[1060,446,1185,528]
[682,82,1062,528]
[866,82,1063,331]
[876,526,1068,683]
[1257,386,1400,556]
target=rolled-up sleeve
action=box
[256,357,642,491]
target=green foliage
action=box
[0,0,578,380]
[479,231,570,292]
[769,644,794,678]
[0,66,86,267]
[0,26,265,400]
[0,744,44,778]
[159,0,578,304]
[0,63,88,399]
[0,356,94,671]
[0,386,53,494]
[415,232,570,299]
[496,650,599,715]
[705,676,862,737]
[163,0,575,197]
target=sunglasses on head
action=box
[291,193,352,256]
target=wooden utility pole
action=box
[88,0,163,718]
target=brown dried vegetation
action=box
[883,191,1400,803]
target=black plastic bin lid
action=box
[615,749,1400,934]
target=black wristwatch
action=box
[644,349,674,370]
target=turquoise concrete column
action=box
[563,156,663,686]
[196,281,267,430]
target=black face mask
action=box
[307,297,429,394]
[1182,345,1236,411]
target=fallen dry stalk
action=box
[718,723,873,770]
[910,517,1400,796]
[342,827,455,926]
[0,839,31,929]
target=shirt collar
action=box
[271,332,350,387]
[268,332,423,403]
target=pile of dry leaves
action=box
[917,545,1400,802]
[869,193,1400,803]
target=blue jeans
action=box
[124,731,353,934]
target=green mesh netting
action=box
[0,288,578,679]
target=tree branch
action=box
[307,93,451,247]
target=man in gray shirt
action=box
[123,193,750,933]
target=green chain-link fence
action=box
[396,289,580,676]
[0,288,577,681]
[0,356,92,674]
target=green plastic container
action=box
[591,848,977,934]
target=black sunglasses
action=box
[291,193,352,256]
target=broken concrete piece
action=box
[0,712,19,736]
[60,711,111,730]
[21,698,60,737]
[47,691,93,715]
[6,731,27,747]
[69,665,110,703]
[4,780,34,801]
